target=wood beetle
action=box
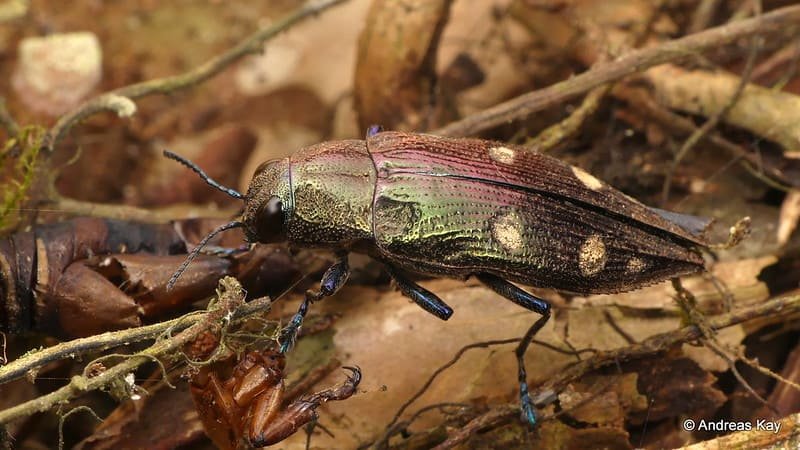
[165,129,710,426]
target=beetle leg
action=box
[279,254,350,352]
[476,273,551,428]
[475,274,550,315]
[366,124,384,138]
[385,266,453,320]
[249,367,361,447]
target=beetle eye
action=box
[255,196,287,243]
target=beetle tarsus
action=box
[279,256,350,352]
[514,313,551,428]
[520,381,537,426]
[279,311,305,353]
[385,266,454,320]
[477,273,552,428]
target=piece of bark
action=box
[354,0,454,131]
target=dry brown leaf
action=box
[777,189,800,246]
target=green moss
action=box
[0,125,45,232]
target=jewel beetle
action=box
[165,128,711,427]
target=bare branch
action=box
[434,5,800,137]
[42,0,347,153]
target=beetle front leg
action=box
[385,266,453,320]
[279,253,350,353]
[476,273,551,428]
[249,366,362,447]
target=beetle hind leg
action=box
[279,253,350,353]
[476,273,551,428]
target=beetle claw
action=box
[519,382,538,428]
[341,365,362,386]
[278,313,303,353]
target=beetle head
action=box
[162,152,295,291]
[242,158,292,244]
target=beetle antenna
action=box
[167,221,244,291]
[163,150,244,200]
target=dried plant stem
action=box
[0,317,187,385]
[0,277,271,425]
[0,288,273,386]
[661,11,762,205]
[613,85,794,188]
[0,98,19,138]
[47,195,234,223]
[688,0,723,33]
[435,4,800,138]
[42,0,347,153]
[526,84,612,152]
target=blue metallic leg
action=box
[385,266,454,320]
[279,254,350,353]
[477,273,552,427]
[366,124,384,138]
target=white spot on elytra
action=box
[626,257,646,273]
[488,146,516,165]
[571,166,603,190]
[492,210,525,254]
[579,235,607,276]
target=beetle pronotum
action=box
[165,128,711,426]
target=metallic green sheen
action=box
[244,140,376,248]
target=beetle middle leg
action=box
[384,265,454,320]
[476,273,551,428]
[279,253,350,352]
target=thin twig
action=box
[0,98,19,138]
[430,404,518,450]
[377,337,519,447]
[751,38,800,81]
[661,4,762,205]
[434,4,800,138]
[42,0,347,153]
[545,292,800,395]
[0,294,273,386]
[374,333,592,449]
[0,317,187,385]
[688,0,723,33]
[0,333,6,366]
[702,337,776,413]
[526,85,612,152]
[44,195,235,223]
[612,85,795,189]
[429,292,800,446]
[525,0,664,151]
[0,277,273,424]
[431,377,620,450]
